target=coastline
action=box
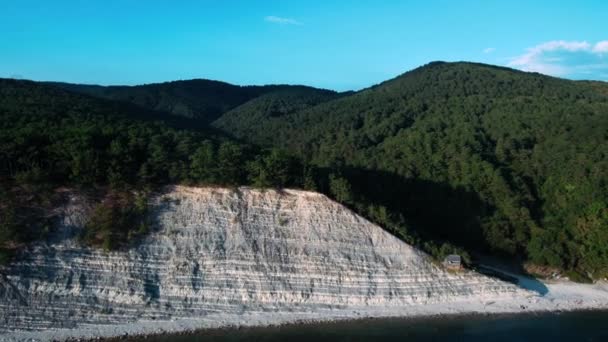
[111,308,608,342]
[2,187,606,342]
[4,279,608,342]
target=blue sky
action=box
[1,0,607,90]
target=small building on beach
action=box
[443,254,463,271]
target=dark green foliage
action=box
[248,149,303,188]
[0,182,57,263]
[0,188,17,243]
[81,191,149,250]
[213,87,340,145]
[0,79,305,189]
[49,79,259,123]
[302,166,318,191]
[0,79,306,252]
[565,270,594,284]
[51,81,338,123]
[0,249,11,265]
[328,174,353,204]
[212,62,608,278]
[216,142,248,186]
[189,141,217,183]
[0,189,17,264]
[3,61,608,279]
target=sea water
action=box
[133,311,608,342]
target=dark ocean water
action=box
[134,311,608,342]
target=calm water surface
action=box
[134,311,608,342]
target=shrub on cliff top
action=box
[82,191,149,250]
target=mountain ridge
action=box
[47,79,340,123]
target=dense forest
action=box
[214,62,608,280]
[0,79,309,260]
[50,80,338,123]
[1,62,607,280]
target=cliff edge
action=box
[0,186,529,339]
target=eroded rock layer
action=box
[0,186,523,333]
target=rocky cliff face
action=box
[0,186,524,335]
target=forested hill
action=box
[3,61,608,280]
[0,79,310,257]
[49,80,338,123]
[214,61,608,156]
[213,62,608,279]
[213,87,343,146]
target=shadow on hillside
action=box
[471,254,549,295]
[317,166,548,292]
[323,167,493,251]
[46,82,242,142]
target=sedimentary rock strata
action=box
[0,186,524,333]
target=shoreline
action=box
[5,279,608,342]
[2,187,606,342]
[102,306,608,342]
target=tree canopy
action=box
[212,62,608,279]
[2,61,607,279]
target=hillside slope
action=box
[213,87,341,145]
[3,61,607,278]
[50,80,338,123]
[212,62,608,277]
[0,78,259,188]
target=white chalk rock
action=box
[0,186,524,334]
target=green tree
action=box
[329,174,353,204]
[249,149,299,188]
[189,141,216,183]
[217,142,246,185]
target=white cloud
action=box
[508,40,608,78]
[264,16,302,25]
[509,40,590,69]
[593,41,608,54]
[483,47,496,54]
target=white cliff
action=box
[0,186,545,340]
